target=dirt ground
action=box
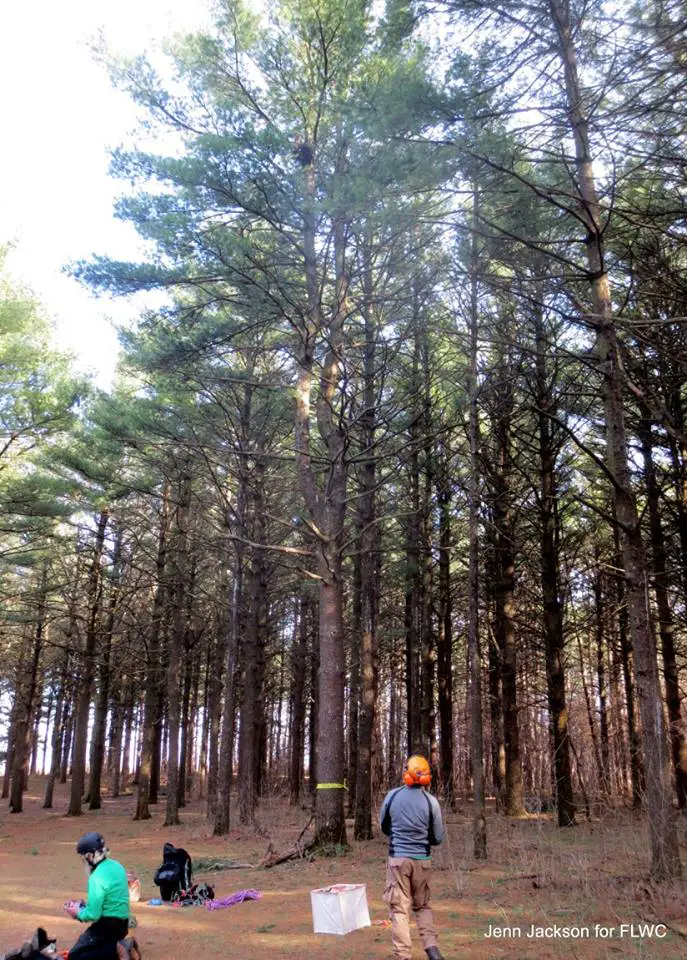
[1,779,686,960]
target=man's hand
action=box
[63,899,84,919]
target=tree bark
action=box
[68,509,109,816]
[534,306,575,825]
[59,698,74,785]
[238,452,266,826]
[208,621,226,810]
[640,422,687,809]
[88,523,123,810]
[549,0,680,878]
[467,182,487,857]
[289,594,308,805]
[108,680,124,800]
[10,571,47,813]
[593,560,611,797]
[436,449,455,805]
[405,318,422,756]
[135,484,171,819]
[354,250,378,839]
[295,153,349,846]
[212,502,245,835]
[44,647,69,809]
[491,351,524,817]
[177,634,193,808]
[164,473,192,827]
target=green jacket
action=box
[77,858,130,922]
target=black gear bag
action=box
[153,843,193,901]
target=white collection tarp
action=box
[310,883,372,935]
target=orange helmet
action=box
[403,755,431,787]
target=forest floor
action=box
[1,779,687,960]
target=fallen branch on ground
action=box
[195,858,258,872]
[499,873,540,883]
[260,815,315,868]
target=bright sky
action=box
[0,0,212,388]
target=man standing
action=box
[64,832,140,960]
[379,756,445,960]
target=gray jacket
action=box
[379,785,444,859]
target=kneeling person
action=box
[65,833,139,960]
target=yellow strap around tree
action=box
[316,782,347,790]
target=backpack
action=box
[153,843,193,901]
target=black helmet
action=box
[76,832,105,855]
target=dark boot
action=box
[425,948,445,960]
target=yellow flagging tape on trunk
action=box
[316,782,347,790]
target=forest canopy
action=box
[2,0,687,884]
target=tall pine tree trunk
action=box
[68,509,109,816]
[436,449,455,805]
[550,0,680,878]
[10,570,47,813]
[593,560,611,797]
[404,307,423,756]
[491,351,524,817]
[534,309,575,825]
[467,182,487,857]
[135,484,170,819]
[419,325,436,766]
[640,422,687,809]
[354,252,378,839]
[44,648,69,809]
[238,454,266,826]
[89,523,123,810]
[348,549,361,817]
[289,594,308,805]
[296,155,349,845]
[205,631,224,816]
[213,498,246,835]
[164,473,192,827]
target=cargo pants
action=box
[383,857,438,959]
